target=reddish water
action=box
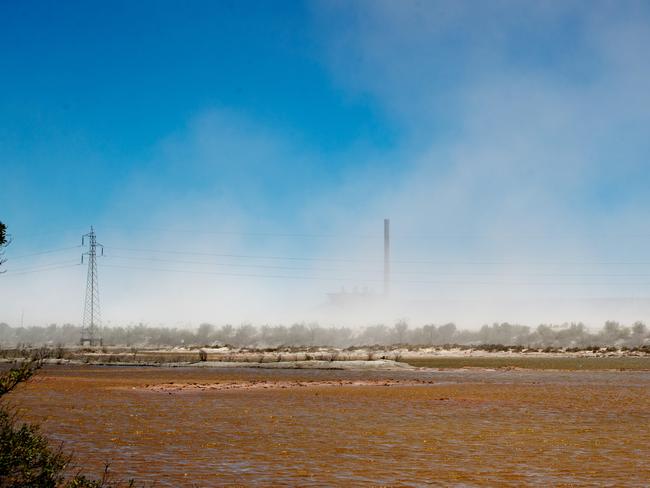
[10,366,650,486]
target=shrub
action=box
[0,407,69,486]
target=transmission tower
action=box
[80,226,103,346]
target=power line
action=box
[9,243,650,271]
[100,255,650,277]
[103,253,383,273]
[103,245,383,263]
[6,245,82,260]
[396,232,650,240]
[9,252,650,279]
[100,263,376,282]
[97,262,650,286]
[6,245,650,277]
[1,262,81,276]
[101,224,379,239]
[103,245,650,267]
[7,254,649,281]
[7,227,86,239]
[95,224,650,240]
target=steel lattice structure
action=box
[81,227,103,346]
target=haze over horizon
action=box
[2,1,650,328]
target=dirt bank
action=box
[139,378,436,393]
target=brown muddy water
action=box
[8,365,650,486]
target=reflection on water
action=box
[11,366,650,486]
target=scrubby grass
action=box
[402,356,650,370]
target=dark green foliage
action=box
[0,221,6,246]
[0,361,40,397]
[65,476,104,488]
[0,221,7,270]
[0,408,68,487]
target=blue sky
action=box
[2,1,650,326]
[1,1,398,238]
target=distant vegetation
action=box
[0,320,648,349]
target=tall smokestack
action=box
[384,218,390,297]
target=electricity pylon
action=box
[80,226,103,346]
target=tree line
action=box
[0,320,648,349]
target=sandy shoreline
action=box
[3,348,650,371]
[138,378,437,393]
